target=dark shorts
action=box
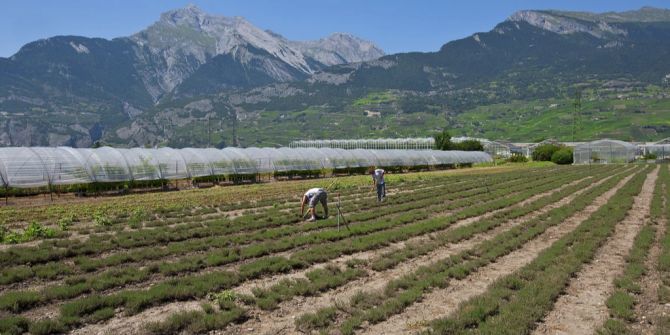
[308,190,327,208]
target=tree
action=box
[532,144,562,161]
[551,147,574,165]
[454,140,484,151]
[434,129,453,150]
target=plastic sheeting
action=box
[573,139,636,164]
[0,147,491,188]
[643,145,670,160]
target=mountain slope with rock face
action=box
[135,7,670,148]
[309,6,670,93]
[0,5,384,146]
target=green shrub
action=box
[296,307,337,332]
[532,144,562,161]
[605,290,635,321]
[507,154,528,163]
[453,140,484,151]
[128,208,147,229]
[93,211,111,226]
[433,129,483,151]
[23,221,56,240]
[551,147,574,165]
[57,215,76,231]
[597,318,632,335]
[0,316,29,335]
[145,306,246,335]
[28,318,66,335]
[208,290,237,309]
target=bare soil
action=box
[532,167,658,335]
[632,169,668,335]
[632,217,667,335]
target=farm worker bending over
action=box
[301,188,328,222]
[372,167,386,202]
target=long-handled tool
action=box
[335,192,349,231]
[324,177,339,192]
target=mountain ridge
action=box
[1,6,669,147]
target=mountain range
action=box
[1,5,670,147]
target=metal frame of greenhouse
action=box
[641,137,670,160]
[288,138,436,150]
[0,147,491,189]
[573,139,636,164]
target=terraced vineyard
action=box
[0,163,667,335]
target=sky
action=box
[0,0,668,57]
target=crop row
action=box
[69,172,455,235]
[420,166,650,335]
[0,166,563,288]
[366,166,632,272]
[296,165,642,334]
[597,164,666,334]
[0,165,556,269]
[2,166,529,227]
[0,165,590,317]
[5,172,441,240]
[240,165,626,314]
[6,167,580,275]
[0,168,601,333]
[657,165,670,333]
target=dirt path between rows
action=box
[632,168,667,335]
[68,172,591,335]
[632,217,667,334]
[532,166,658,335]
[360,169,640,335]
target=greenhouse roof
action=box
[0,146,491,188]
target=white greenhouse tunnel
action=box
[0,147,492,188]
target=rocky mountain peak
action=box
[292,32,384,65]
[507,9,628,38]
[159,4,207,28]
[126,6,384,99]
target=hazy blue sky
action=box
[1,0,667,57]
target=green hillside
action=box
[453,87,670,142]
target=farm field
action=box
[0,163,668,335]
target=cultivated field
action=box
[0,163,668,335]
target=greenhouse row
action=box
[0,147,491,188]
[289,138,435,150]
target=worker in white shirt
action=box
[300,187,328,222]
[371,167,386,202]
